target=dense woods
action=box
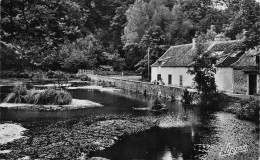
[1,0,260,78]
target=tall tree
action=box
[135,26,169,79]
[1,0,88,69]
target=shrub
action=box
[199,93,232,111]
[5,84,72,105]
[4,82,27,103]
[181,89,193,104]
[53,90,72,105]
[38,88,58,105]
[1,70,30,78]
[37,88,72,105]
[237,99,260,121]
[24,89,41,104]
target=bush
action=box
[36,88,72,105]
[24,89,41,104]
[4,82,28,103]
[5,84,72,105]
[236,99,260,121]
[181,89,193,104]
[53,90,72,105]
[1,70,30,78]
[199,93,231,111]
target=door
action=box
[249,74,257,95]
[157,74,161,81]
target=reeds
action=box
[4,82,27,103]
[4,83,72,105]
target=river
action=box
[0,86,258,159]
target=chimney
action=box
[192,38,197,49]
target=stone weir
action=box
[87,75,197,100]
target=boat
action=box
[150,104,168,112]
[132,107,149,111]
[132,104,168,112]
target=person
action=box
[159,78,165,85]
[177,153,183,160]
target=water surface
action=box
[0,86,258,159]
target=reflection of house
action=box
[151,37,260,95]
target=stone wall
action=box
[233,69,247,94]
[87,74,197,100]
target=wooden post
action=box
[148,47,150,81]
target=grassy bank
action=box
[224,98,260,122]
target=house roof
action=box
[232,49,260,70]
[151,39,246,68]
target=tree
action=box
[60,35,102,72]
[187,36,217,97]
[1,0,88,69]
[135,26,169,79]
[123,0,150,46]
[225,0,260,39]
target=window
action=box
[157,74,161,81]
[179,75,183,86]
[168,74,172,85]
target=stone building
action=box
[151,34,260,95]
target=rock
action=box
[18,156,30,160]
[89,157,110,160]
[0,150,12,154]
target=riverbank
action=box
[0,115,157,159]
[0,124,27,145]
[224,99,260,122]
[0,99,103,111]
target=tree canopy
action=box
[1,0,259,76]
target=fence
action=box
[76,69,94,77]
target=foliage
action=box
[181,89,193,105]
[60,35,101,72]
[31,88,72,105]
[4,82,28,103]
[1,0,259,73]
[1,0,88,69]
[200,92,231,110]
[135,26,169,79]
[187,35,219,107]
[1,70,30,79]
[5,86,72,105]
[225,0,260,40]
[188,36,217,95]
[237,99,260,121]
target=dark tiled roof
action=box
[217,51,244,67]
[151,40,244,67]
[232,49,259,69]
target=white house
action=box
[151,37,260,95]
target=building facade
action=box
[151,38,260,95]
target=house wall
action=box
[215,68,233,92]
[151,67,241,93]
[151,67,194,87]
[233,69,247,94]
